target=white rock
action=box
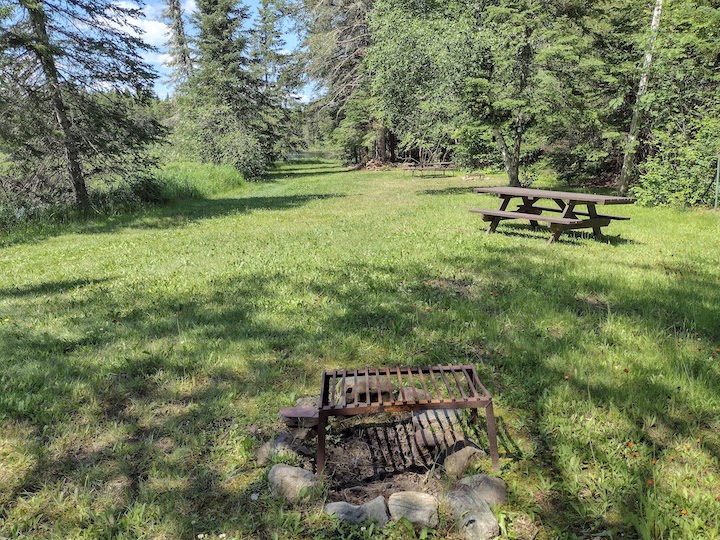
[456,474,508,506]
[443,446,486,479]
[446,484,499,540]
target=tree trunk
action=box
[375,125,387,162]
[24,1,89,208]
[494,127,521,187]
[388,131,397,162]
[617,0,663,195]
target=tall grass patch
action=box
[153,162,245,199]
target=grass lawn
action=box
[1,162,719,539]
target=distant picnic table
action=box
[471,186,635,243]
[401,161,455,177]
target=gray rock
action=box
[341,378,395,404]
[398,387,431,401]
[413,409,462,431]
[388,491,439,528]
[279,406,319,428]
[268,464,317,503]
[325,496,389,528]
[257,433,296,466]
[457,474,508,506]
[446,484,499,540]
[296,396,320,409]
[443,446,486,479]
[415,427,464,449]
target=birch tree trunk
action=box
[617,0,664,195]
[494,126,521,187]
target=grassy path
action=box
[1,162,719,539]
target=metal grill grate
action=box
[317,364,499,474]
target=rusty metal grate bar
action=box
[320,365,492,412]
[317,364,499,475]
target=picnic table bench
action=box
[401,162,455,177]
[316,365,499,475]
[471,186,635,243]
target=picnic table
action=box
[471,186,635,243]
[401,161,455,177]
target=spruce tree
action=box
[250,0,287,92]
[0,0,163,208]
[163,0,194,84]
[173,0,275,179]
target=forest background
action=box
[1,0,719,220]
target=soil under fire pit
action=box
[318,411,488,503]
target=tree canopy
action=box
[1,0,719,209]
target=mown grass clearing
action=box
[1,162,719,539]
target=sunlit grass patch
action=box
[1,162,719,538]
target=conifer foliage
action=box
[169,0,278,180]
[0,0,164,208]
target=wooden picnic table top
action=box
[473,186,635,205]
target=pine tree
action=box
[163,0,194,83]
[250,0,286,91]
[172,0,275,179]
[0,0,163,208]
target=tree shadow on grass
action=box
[417,187,474,196]
[1,239,718,537]
[469,222,639,246]
[0,278,112,300]
[0,193,345,248]
[266,165,351,181]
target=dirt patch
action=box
[320,414,473,503]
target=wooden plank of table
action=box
[474,186,635,205]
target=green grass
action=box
[1,161,719,539]
[154,162,245,199]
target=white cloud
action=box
[108,3,169,48]
[143,2,165,20]
[137,18,169,47]
[143,51,173,65]
[181,0,197,14]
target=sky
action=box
[133,0,301,98]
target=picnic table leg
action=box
[520,197,541,229]
[547,202,579,243]
[548,227,564,244]
[487,196,512,234]
[586,204,606,241]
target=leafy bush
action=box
[632,115,720,206]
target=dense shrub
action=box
[632,115,720,207]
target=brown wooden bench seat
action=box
[523,205,631,220]
[469,208,585,225]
